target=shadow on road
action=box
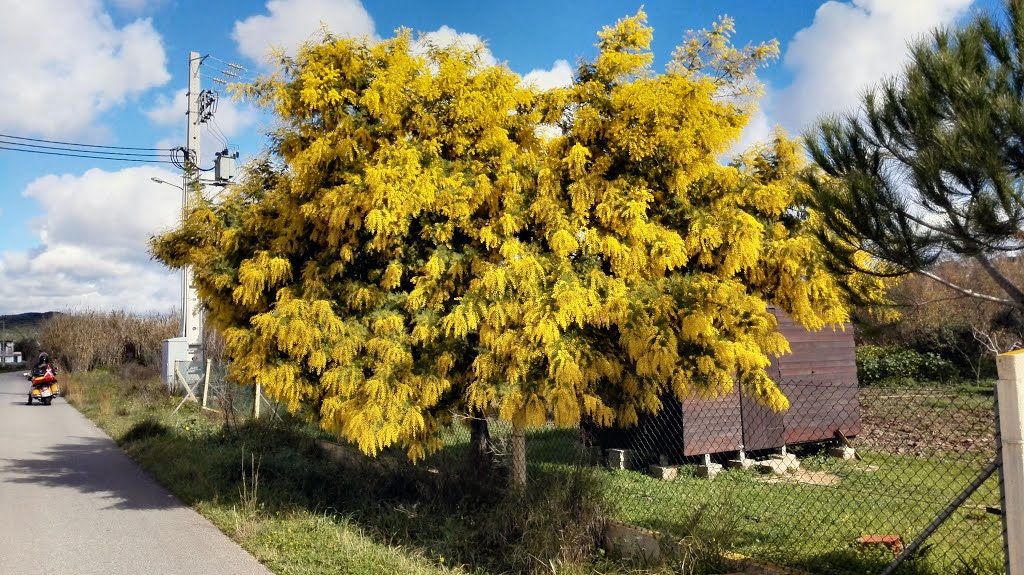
[0,435,180,511]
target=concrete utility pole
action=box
[161,51,214,389]
[997,350,1024,575]
[183,51,204,362]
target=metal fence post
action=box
[254,383,261,419]
[201,359,212,409]
[997,350,1024,575]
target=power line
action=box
[205,54,258,84]
[203,123,227,149]
[207,55,247,72]
[201,73,229,86]
[0,132,170,151]
[209,118,232,148]
[0,138,171,158]
[0,145,176,164]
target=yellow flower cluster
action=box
[151,12,887,461]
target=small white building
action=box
[1,341,22,364]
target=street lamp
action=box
[151,177,184,190]
[151,174,202,365]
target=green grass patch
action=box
[62,372,703,575]
[64,371,1001,574]
[601,448,1002,575]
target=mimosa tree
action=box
[152,12,884,486]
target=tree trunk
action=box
[510,421,527,490]
[469,413,492,469]
[975,254,1024,310]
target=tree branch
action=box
[917,269,1024,309]
[974,253,1024,306]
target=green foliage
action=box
[805,0,1024,311]
[855,345,956,385]
[120,417,171,443]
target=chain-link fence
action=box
[168,359,281,422]
[165,356,1005,574]
[433,380,1004,575]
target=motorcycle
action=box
[24,364,60,406]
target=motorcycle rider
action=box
[31,352,55,377]
[27,352,59,405]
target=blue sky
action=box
[0,0,1000,314]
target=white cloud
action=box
[0,0,170,138]
[731,107,774,155]
[772,0,973,135]
[146,88,258,166]
[411,26,498,67]
[0,166,184,313]
[146,90,186,127]
[233,0,376,64]
[522,59,573,90]
[110,0,156,13]
[147,89,257,137]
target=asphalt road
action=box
[0,371,272,575]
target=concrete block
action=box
[829,446,856,460]
[607,448,634,470]
[604,520,661,563]
[695,463,723,479]
[726,458,754,470]
[755,459,790,475]
[648,464,678,481]
[768,453,800,471]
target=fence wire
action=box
[434,380,1003,575]
[169,359,282,422]
[167,358,1004,574]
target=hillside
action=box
[0,312,59,340]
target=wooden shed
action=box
[586,308,861,461]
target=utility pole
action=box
[183,51,204,363]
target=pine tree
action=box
[152,13,883,486]
[805,0,1024,312]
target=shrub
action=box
[39,310,177,372]
[856,345,956,385]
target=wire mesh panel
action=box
[170,359,283,422]
[592,380,1003,575]
[171,354,1004,573]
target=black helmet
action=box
[38,352,49,364]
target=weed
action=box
[97,389,114,419]
[661,491,743,575]
[58,376,77,402]
[235,450,262,541]
[121,418,170,443]
[60,330,744,575]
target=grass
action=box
[598,451,1002,575]
[63,372,473,575]
[61,371,700,575]
[431,385,1004,575]
[62,370,1003,575]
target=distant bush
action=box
[39,310,177,373]
[856,345,956,385]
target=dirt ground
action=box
[856,389,996,458]
[758,469,843,486]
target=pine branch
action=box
[917,268,1023,309]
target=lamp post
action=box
[150,177,182,190]
[151,175,203,365]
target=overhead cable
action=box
[0,145,176,164]
[0,138,170,158]
[0,132,171,151]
